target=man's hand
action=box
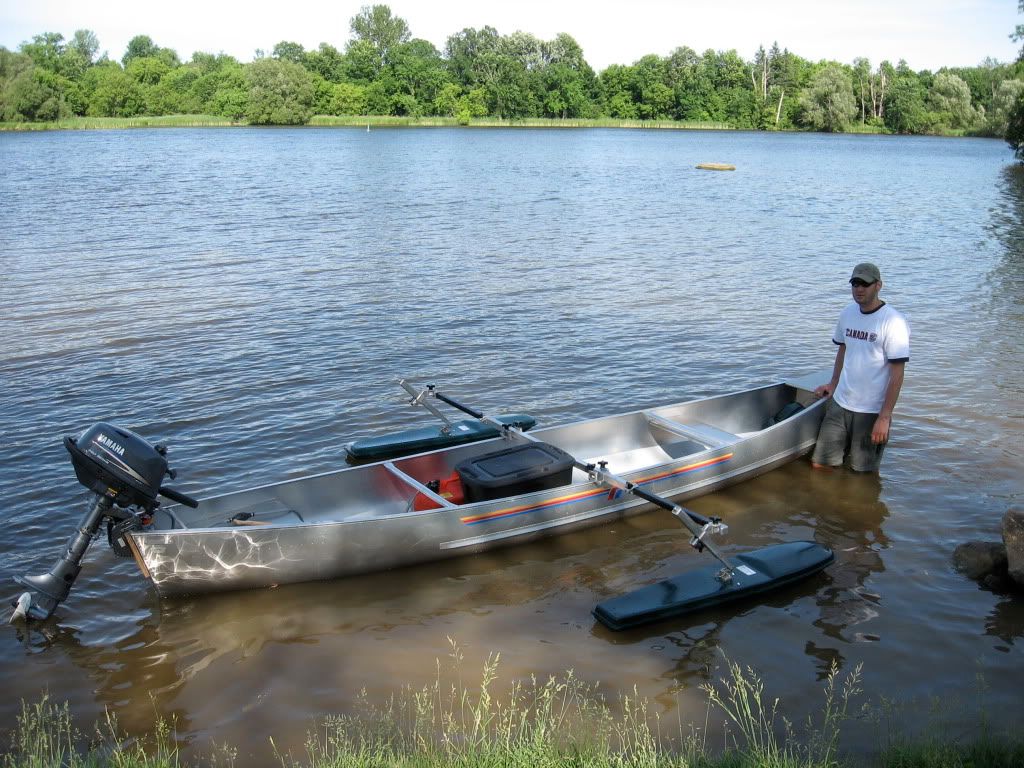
[814,383,833,399]
[871,414,891,444]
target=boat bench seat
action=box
[644,413,739,449]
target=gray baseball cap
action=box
[849,263,881,284]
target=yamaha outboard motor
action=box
[11,423,197,622]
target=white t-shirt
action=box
[832,302,910,414]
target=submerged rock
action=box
[1002,507,1024,588]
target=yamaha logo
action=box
[96,434,126,457]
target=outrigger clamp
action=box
[688,517,730,554]
[399,379,454,433]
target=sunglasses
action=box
[850,279,876,288]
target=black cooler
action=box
[456,442,575,503]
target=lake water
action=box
[1,127,1021,763]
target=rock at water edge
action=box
[1002,507,1024,588]
[953,541,1008,581]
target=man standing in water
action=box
[812,263,910,472]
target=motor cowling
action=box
[65,423,169,511]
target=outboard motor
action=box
[11,423,198,623]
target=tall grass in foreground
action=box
[3,646,1022,767]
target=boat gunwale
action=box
[132,382,825,540]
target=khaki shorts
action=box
[811,399,887,472]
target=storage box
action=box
[456,442,575,503]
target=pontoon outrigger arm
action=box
[583,460,734,581]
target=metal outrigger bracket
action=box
[399,379,454,433]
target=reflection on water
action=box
[989,166,1024,407]
[1,129,1022,761]
[805,471,888,675]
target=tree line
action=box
[3,3,1024,144]
[1006,1,1024,160]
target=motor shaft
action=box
[13,495,113,622]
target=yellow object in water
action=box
[696,162,736,171]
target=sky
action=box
[1,0,1020,72]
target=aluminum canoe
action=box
[127,374,828,596]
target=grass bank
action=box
[3,651,1022,768]
[0,114,242,131]
[311,115,734,130]
[0,114,732,132]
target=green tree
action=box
[598,64,638,118]
[633,55,672,118]
[986,79,1024,136]
[1007,93,1024,160]
[928,71,978,129]
[0,49,32,119]
[502,31,545,72]
[273,41,306,64]
[343,39,378,84]
[701,49,756,127]
[126,56,170,86]
[19,30,101,86]
[884,66,928,133]
[771,46,814,128]
[798,62,856,132]
[163,55,247,118]
[665,46,710,120]
[456,87,488,123]
[329,81,367,114]
[433,82,461,116]
[852,57,871,124]
[122,35,178,68]
[304,43,347,82]
[145,64,198,114]
[245,57,314,124]
[68,29,99,65]
[538,63,588,118]
[205,60,248,119]
[0,61,73,120]
[20,32,65,72]
[389,39,450,113]
[60,29,100,80]
[444,28,539,118]
[362,76,397,114]
[122,35,158,66]
[946,59,1011,114]
[350,4,411,75]
[531,33,595,118]
[86,62,144,116]
[444,26,500,88]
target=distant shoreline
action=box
[0,114,914,134]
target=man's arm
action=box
[814,344,846,398]
[871,361,906,444]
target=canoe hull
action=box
[131,378,828,596]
